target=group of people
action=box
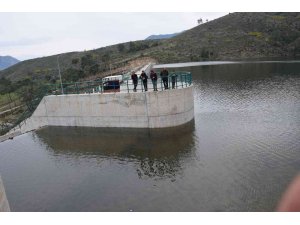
[131,68,177,92]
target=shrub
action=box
[117,44,125,52]
[248,32,263,38]
[271,15,285,21]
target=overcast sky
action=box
[0,12,228,60]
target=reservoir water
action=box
[0,61,299,211]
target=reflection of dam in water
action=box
[35,121,196,180]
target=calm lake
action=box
[0,61,299,211]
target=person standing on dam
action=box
[160,68,169,90]
[131,72,138,92]
[150,70,158,91]
[140,70,148,91]
[171,72,178,89]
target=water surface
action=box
[0,61,299,211]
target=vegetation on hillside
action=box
[0,76,48,134]
[154,12,300,62]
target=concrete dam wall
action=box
[19,85,194,132]
[0,176,10,212]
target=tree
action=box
[45,74,52,81]
[89,64,99,75]
[118,43,125,52]
[128,41,150,52]
[80,54,94,69]
[72,58,79,65]
[0,77,12,94]
[200,48,209,59]
[128,42,136,52]
[197,18,203,25]
[101,53,110,63]
[62,68,84,82]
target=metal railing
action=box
[0,85,49,135]
[46,71,192,95]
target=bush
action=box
[271,15,285,21]
[0,77,12,94]
[89,64,99,75]
[117,44,125,52]
[248,32,263,38]
[62,68,85,82]
[72,58,79,64]
[80,54,94,69]
[128,41,150,52]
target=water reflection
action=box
[185,63,300,114]
[35,121,196,180]
[172,62,300,81]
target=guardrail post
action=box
[75,83,79,94]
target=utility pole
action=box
[57,55,64,94]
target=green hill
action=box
[0,40,162,82]
[0,12,299,83]
[148,12,300,62]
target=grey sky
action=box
[0,12,228,60]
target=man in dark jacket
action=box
[150,70,158,91]
[131,72,138,92]
[171,72,177,89]
[160,68,169,90]
[140,70,148,91]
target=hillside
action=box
[0,40,162,82]
[147,12,300,62]
[0,12,299,82]
[0,56,20,70]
